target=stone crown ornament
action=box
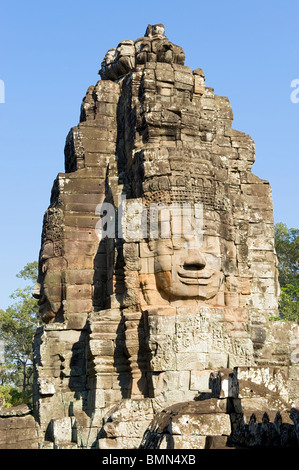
[99,23,185,81]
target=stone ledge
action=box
[0,404,32,417]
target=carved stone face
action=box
[33,239,66,323]
[152,24,165,37]
[145,24,166,38]
[150,233,224,300]
[104,48,116,65]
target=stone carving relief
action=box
[33,205,66,323]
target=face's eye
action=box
[149,239,173,255]
[39,241,55,275]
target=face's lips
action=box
[177,269,213,285]
[38,295,47,307]
[38,295,51,316]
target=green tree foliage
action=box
[275,223,299,323]
[0,262,39,407]
[0,385,32,408]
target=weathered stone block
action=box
[190,370,212,392]
[171,435,207,449]
[171,413,231,436]
[97,437,141,449]
[50,417,74,444]
[176,352,206,371]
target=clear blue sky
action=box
[0,0,298,309]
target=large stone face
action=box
[26,24,299,449]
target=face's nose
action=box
[183,251,206,270]
[32,282,41,299]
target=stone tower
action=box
[28,24,299,449]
